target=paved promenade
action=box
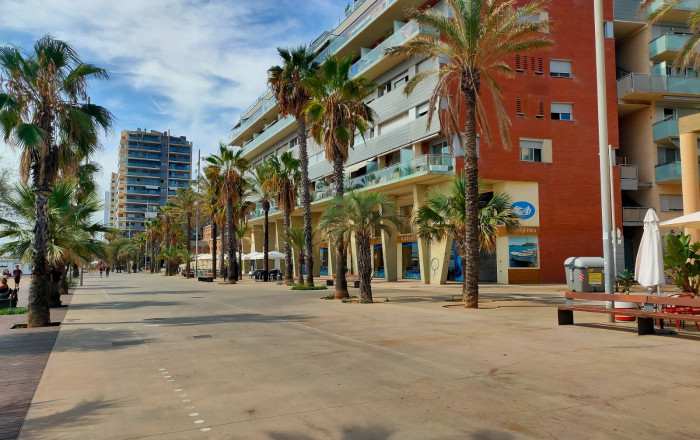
[9,273,700,439]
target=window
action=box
[663,107,677,121]
[657,147,680,165]
[399,205,413,233]
[379,113,408,135]
[378,81,392,97]
[551,103,572,121]
[550,60,572,78]
[430,139,449,156]
[520,139,543,162]
[289,137,298,148]
[416,101,430,118]
[394,74,409,89]
[660,194,683,212]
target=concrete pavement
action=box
[15,273,700,439]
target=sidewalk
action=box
[8,273,700,439]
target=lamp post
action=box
[195,150,201,277]
[593,0,616,316]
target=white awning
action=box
[345,160,367,174]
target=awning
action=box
[344,160,367,174]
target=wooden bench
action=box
[558,291,700,335]
[197,276,214,282]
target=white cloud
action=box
[0,0,344,195]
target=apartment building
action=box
[109,129,193,238]
[614,0,700,269]
[228,0,620,284]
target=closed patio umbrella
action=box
[635,209,665,294]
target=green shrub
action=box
[0,307,27,315]
[292,285,328,291]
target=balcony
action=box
[124,170,161,178]
[169,138,190,145]
[655,161,682,183]
[620,164,638,190]
[653,117,680,143]
[169,146,191,154]
[128,134,161,143]
[649,34,690,62]
[241,115,296,157]
[122,151,161,160]
[169,172,190,180]
[623,207,652,227]
[125,142,162,152]
[168,163,191,171]
[229,91,278,145]
[125,188,160,196]
[125,159,161,169]
[169,180,190,188]
[169,155,190,163]
[127,178,159,186]
[617,73,700,101]
[646,0,700,23]
[350,21,438,80]
[312,154,454,202]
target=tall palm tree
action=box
[205,144,248,283]
[171,186,198,278]
[249,161,275,281]
[320,191,399,303]
[0,179,107,306]
[305,54,377,299]
[640,1,700,70]
[0,35,113,326]
[413,175,520,303]
[269,46,319,287]
[236,225,250,281]
[203,162,223,279]
[145,218,162,273]
[266,151,300,283]
[385,0,551,308]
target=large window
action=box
[551,103,573,121]
[373,245,385,278]
[520,139,543,162]
[401,242,420,279]
[660,194,683,212]
[319,248,328,276]
[550,60,572,78]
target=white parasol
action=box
[635,209,666,294]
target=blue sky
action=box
[0,0,347,197]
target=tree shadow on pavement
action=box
[19,398,123,432]
[268,424,393,440]
[50,327,152,353]
[69,300,187,310]
[154,313,310,326]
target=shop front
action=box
[371,237,384,278]
[399,234,420,279]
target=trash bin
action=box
[564,257,605,292]
[277,272,283,285]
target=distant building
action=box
[109,129,193,238]
[103,191,109,226]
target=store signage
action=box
[511,201,536,219]
[370,237,382,246]
[398,234,418,243]
[496,226,540,236]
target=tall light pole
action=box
[594,0,615,298]
[195,150,201,277]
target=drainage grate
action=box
[193,335,212,339]
[112,340,145,347]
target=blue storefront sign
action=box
[511,201,535,220]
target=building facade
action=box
[614,0,700,269]
[229,0,621,284]
[109,129,193,238]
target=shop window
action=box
[660,194,683,212]
[551,102,572,121]
[550,60,572,78]
[319,248,329,276]
[520,138,543,162]
[373,245,385,278]
[401,242,420,279]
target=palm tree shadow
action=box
[19,398,123,432]
[268,424,393,440]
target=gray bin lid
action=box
[564,257,604,269]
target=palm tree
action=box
[305,54,377,299]
[385,0,551,308]
[249,161,275,281]
[266,151,300,283]
[283,225,308,285]
[171,186,198,278]
[0,35,113,326]
[640,1,700,70]
[203,162,223,279]
[413,175,520,303]
[145,218,162,273]
[269,46,319,287]
[320,191,399,303]
[236,225,251,281]
[160,246,185,275]
[205,144,248,284]
[133,232,147,271]
[0,179,108,306]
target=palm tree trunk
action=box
[185,214,192,278]
[357,234,372,302]
[238,240,243,281]
[263,202,269,282]
[27,186,52,327]
[332,154,348,299]
[212,217,218,279]
[297,119,315,287]
[297,251,305,285]
[226,198,236,284]
[283,210,293,283]
[49,268,62,307]
[463,84,480,309]
[219,224,225,279]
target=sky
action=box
[0,0,347,200]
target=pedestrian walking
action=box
[12,265,22,289]
[99,266,103,277]
[105,266,111,277]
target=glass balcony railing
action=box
[350,21,438,78]
[249,202,280,220]
[126,160,161,169]
[169,138,190,145]
[655,161,682,182]
[169,147,191,154]
[129,134,161,143]
[647,0,700,15]
[312,154,454,202]
[169,172,190,179]
[126,178,159,185]
[126,142,162,152]
[168,163,191,171]
[125,188,160,196]
[169,155,190,163]
[169,180,190,188]
[653,118,679,141]
[242,115,295,156]
[124,170,161,178]
[230,91,276,141]
[618,73,700,98]
[649,34,690,60]
[124,152,161,160]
